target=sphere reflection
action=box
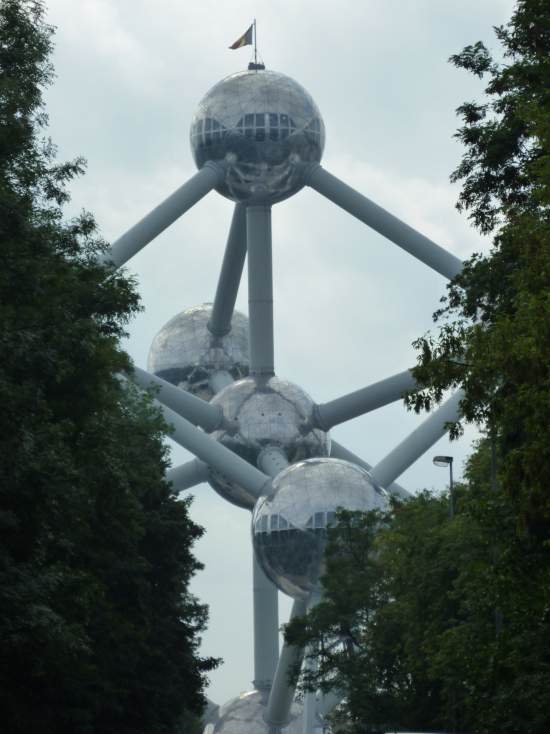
[147,304,249,401]
[208,376,330,510]
[190,69,325,204]
[252,458,389,599]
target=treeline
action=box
[287,2,550,732]
[0,2,215,733]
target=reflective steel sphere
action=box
[203,689,310,734]
[147,304,249,401]
[208,376,330,510]
[252,458,390,599]
[190,69,325,204]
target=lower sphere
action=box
[203,689,312,733]
[252,458,390,598]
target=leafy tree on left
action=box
[0,2,217,732]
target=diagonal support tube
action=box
[166,458,209,494]
[247,205,275,376]
[154,400,272,500]
[100,162,224,268]
[314,369,418,430]
[371,390,464,489]
[208,204,247,337]
[330,441,410,500]
[130,366,224,432]
[305,164,463,280]
[265,598,308,729]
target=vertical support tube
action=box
[208,204,248,337]
[302,591,321,734]
[265,598,308,729]
[253,447,286,694]
[253,554,279,692]
[246,205,275,376]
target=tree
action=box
[0,2,216,732]
[286,2,550,731]
[406,0,550,532]
[287,454,550,734]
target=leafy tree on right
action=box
[286,2,550,732]
[407,0,550,534]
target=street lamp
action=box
[433,455,454,518]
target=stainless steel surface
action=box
[208,376,330,510]
[208,204,247,337]
[156,400,272,501]
[252,458,390,599]
[306,164,463,280]
[247,205,274,375]
[148,303,249,401]
[371,390,464,489]
[190,69,325,204]
[203,689,310,734]
[100,163,223,268]
[131,366,223,432]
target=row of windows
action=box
[255,510,337,534]
[191,114,321,145]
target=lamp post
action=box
[433,455,454,519]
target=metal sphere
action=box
[190,69,325,205]
[252,458,390,599]
[208,376,330,510]
[203,689,311,734]
[147,304,249,401]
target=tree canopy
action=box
[0,2,216,732]
[406,0,550,532]
[287,455,550,733]
[286,1,550,731]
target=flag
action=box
[229,24,253,50]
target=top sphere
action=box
[190,69,325,204]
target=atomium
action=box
[208,376,330,509]
[252,458,390,599]
[148,303,249,401]
[190,69,325,204]
[105,53,465,734]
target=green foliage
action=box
[287,455,550,733]
[406,0,550,531]
[0,2,216,732]
[287,9,550,728]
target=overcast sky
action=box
[44,0,515,706]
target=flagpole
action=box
[254,18,257,66]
